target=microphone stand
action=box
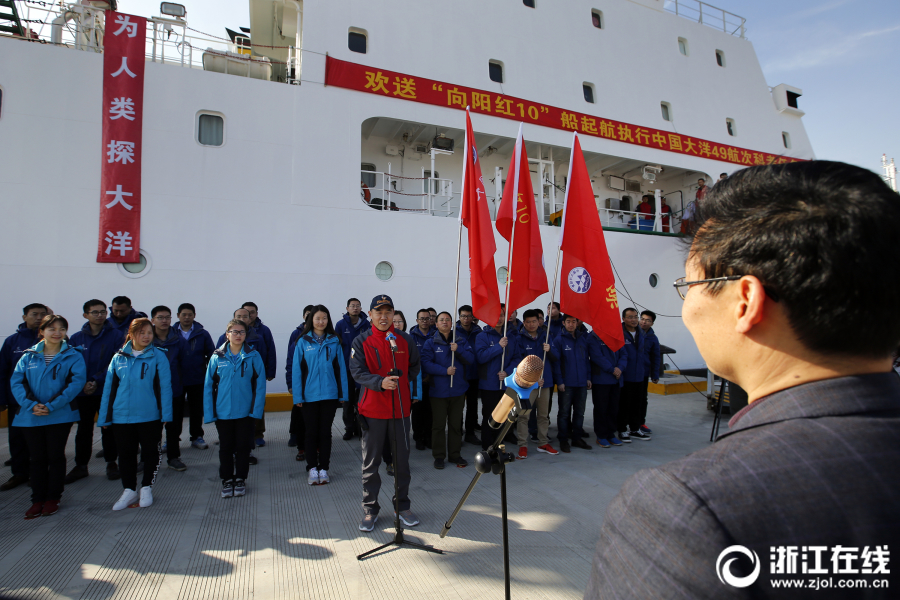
[439,390,526,600]
[357,338,443,560]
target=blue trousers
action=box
[557,386,587,441]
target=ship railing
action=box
[663,0,746,38]
[599,208,679,233]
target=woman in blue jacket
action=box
[292,305,348,486]
[11,315,86,519]
[421,311,474,470]
[204,318,266,499]
[99,318,173,511]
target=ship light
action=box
[431,134,454,153]
[160,2,186,18]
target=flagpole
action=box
[501,124,524,371]
[451,111,472,387]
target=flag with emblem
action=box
[496,124,549,315]
[460,108,502,325]
[559,132,624,351]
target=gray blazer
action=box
[585,372,900,599]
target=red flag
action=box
[559,133,625,351]
[496,125,549,312]
[460,109,502,326]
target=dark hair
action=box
[720,172,728,178]
[177,303,196,315]
[125,317,152,346]
[436,311,453,322]
[303,304,314,317]
[640,310,657,323]
[111,296,132,307]
[547,301,560,310]
[234,307,250,317]
[225,319,247,334]
[692,161,900,358]
[536,309,544,317]
[562,313,577,322]
[393,310,408,331]
[151,305,171,318]
[458,305,473,315]
[302,305,337,338]
[38,315,68,337]
[523,309,540,321]
[622,307,638,318]
[241,301,258,311]
[427,307,437,313]
[23,303,47,315]
[83,299,105,313]
[416,308,430,319]
[346,298,360,307]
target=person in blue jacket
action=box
[204,318,266,499]
[66,299,124,484]
[455,305,482,445]
[285,304,313,457]
[107,295,147,336]
[241,302,276,447]
[408,308,436,450]
[617,308,647,443]
[98,317,173,511]
[292,305,348,486]
[150,306,188,471]
[552,314,593,453]
[422,311,475,470]
[638,310,661,436]
[334,298,369,441]
[475,305,521,451]
[11,315,86,520]
[515,309,560,458]
[0,302,48,492]
[174,303,215,451]
[587,329,627,448]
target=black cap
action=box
[370,295,394,310]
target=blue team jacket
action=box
[291,334,348,403]
[0,324,40,408]
[70,322,124,399]
[421,331,475,398]
[178,322,215,387]
[621,325,646,383]
[10,341,86,427]
[335,313,369,384]
[454,322,481,381]
[98,342,173,426]
[517,330,558,389]
[586,332,627,386]
[217,328,269,380]
[203,343,266,422]
[475,326,521,391]
[642,327,661,381]
[152,328,186,398]
[251,318,277,380]
[553,329,591,387]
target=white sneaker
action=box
[113,489,138,511]
[139,486,153,508]
[307,468,319,485]
[318,469,330,484]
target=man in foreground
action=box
[586,161,900,598]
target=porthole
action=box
[497,266,508,285]
[117,250,152,279]
[375,261,394,281]
[649,273,659,288]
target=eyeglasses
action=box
[154,316,172,321]
[673,276,742,300]
[88,311,108,317]
[227,330,247,336]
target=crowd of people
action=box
[0,293,663,528]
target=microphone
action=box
[489,355,543,428]
[386,332,398,352]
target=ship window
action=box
[0,87,3,119]
[591,10,603,29]
[348,30,367,54]
[117,250,152,279]
[361,163,376,188]
[425,170,440,194]
[523,0,535,7]
[782,132,791,149]
[726,118,737,137]
[716,50,726,67]
[787,91,801,109]
[375,261,394,281]
[489,60,504,83]
[660,102,671,121]
[583,83,595,104]
[497,266,509,285]
[198,113,224,146]
[649,273,659,288]
[678,37,688,56]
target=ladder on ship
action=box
[0,0,24,37]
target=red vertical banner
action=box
[97,11,146,263]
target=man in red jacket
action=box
[350,295,421,533]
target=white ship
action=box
[0,0,813,390]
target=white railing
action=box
[663,0,746,38]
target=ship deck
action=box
[0,391,714,600]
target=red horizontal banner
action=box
[325,56,801,167]
[97,11,146,263]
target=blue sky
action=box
[122,0,898,177]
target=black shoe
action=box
[629,430,652,441]
[0,474,29,491]
[529,432,538,442]
[168,458,187,471]
[473,423,482,431]
[464,433,481,445]
[560,440,571,453]
[64,466,89,484]
[288,435,298,447]
[386,463,394,477]
[95,450,105,459]
[106,462,121,481]
[448,457,468,468]
[342,431,354,441]
[580,431,590,438]
[572,438,593,450]
[433,458,445,470]
[248,453,258,466]
[295,450,305,462]
[3,458,11,467]
[136,462,144,474]
[415,441,426,451]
